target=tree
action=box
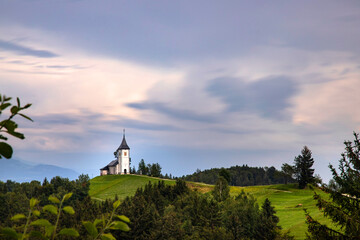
[138,159,148,175]
[294,146,315,189]
[281,163,295,184]
[212,176,230,202]
[0,94,32,159]
[258,198,281,240]
[219,168,231,183]
[150,163,162,177]
[306,132,360,239]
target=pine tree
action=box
[258,198,281,240]
[294,146,315,189]
[306,132,360,239]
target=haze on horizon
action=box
[1,0,360,183]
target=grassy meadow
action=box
[89,175,334,239]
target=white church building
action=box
[100,131,131,175]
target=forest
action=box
[183,165,296,186]
[0,174,294,239]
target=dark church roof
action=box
[100,160,118,170]
[117,134,130,150]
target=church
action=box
[100,131,131,175]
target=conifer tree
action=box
[306,132,360,239]
[258,198,281,240]
[294,146,315,189]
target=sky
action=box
[1,1,360,182]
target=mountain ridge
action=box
[0,158,79,182]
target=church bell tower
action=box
[114,129,130,174]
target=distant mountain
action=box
[0,159,79,182]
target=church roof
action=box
[100,160,118,170]
[117,134,130,150]
[107,160,118,166]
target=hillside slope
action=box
[89,175,333,239]
[89,174,176,201]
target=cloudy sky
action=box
[1,1,360,182]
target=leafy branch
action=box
[0,193,131,239]
[83,200,131,240]
[0,94,32,159]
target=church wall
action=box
[109,166,116,175]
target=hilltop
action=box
[89,174,333,239]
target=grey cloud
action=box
[127,102,218,123]
[33,114,81,126]
[30,110,179,132]
[207,76,297,119]
[106,118,180,132]
[0,40,58,58]
[2,1,359,65]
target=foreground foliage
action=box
[0,175,130,239]
[0,94,32,159]
[306,132,360,239]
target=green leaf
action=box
[10,106,19,114]
[6,131,24,140]
[3,96,11,102]
[63,206,75,215]
[29,230,44,239]
[62,192,73,202]
[43,205,58,215]
[116,215,130,223]
[0,142,13,159]
[0,134,8,140]
[2,120,17,132]
[58,228,79,237]
[16,97,20,107]
[93,218,102,227]
[31,219,52,227]
[45,225,55,237]
[11,213,26,221]
[113,200,121,209]
[48,195,60,204]
[83,221,98,238]
[0,227,18,239]
[0,103,11,110]
[33,210,41,217]
[19,113,33,122]
[23,103,32,109]
[30,198,39,208]
[101,233,116,240]
[110,221,130,231]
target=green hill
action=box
[89,174,176,201]
[90,175,333,239]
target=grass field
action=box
[89,175,334,239]
[89,174,176,201]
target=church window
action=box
[124,152,127,156]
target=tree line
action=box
[183,165,296,186]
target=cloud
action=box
[0,39,59,58]
[207,76,297,119]
[127,102,219,123]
